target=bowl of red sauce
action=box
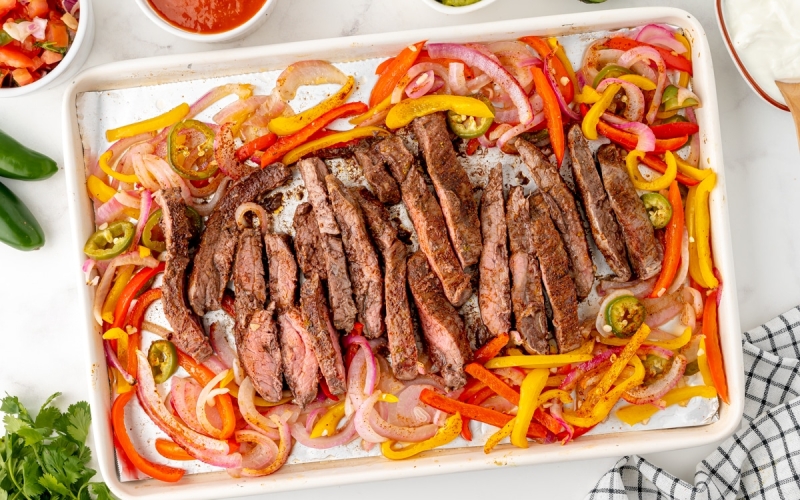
[135,0,275,42]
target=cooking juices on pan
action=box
[83,25,724,482]
[146,0,266,34]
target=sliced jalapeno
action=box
[661,85,699,112]
[605,295,646,338]
[84,221,135,260]
[167,120,218,180]
[592,64,631,88]
[641,193,672,229]
[142,206,203,253]
[643,354,669,381]
[447,95,494,139]
[148,340,178,384]
[661,114,688,124]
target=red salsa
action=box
[146,0,266,34]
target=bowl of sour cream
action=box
[716,0,800,111]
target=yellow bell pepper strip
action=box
[675,156,712,182]
[511,369,549,449]
[87,174,117,202]
[106,103,190,142]
[219,370,292,408]
[537,389,573,407]
[104,327,133,393]
[270,76,356,136]
[532,64,566,167]
[381,412,462,460]
[350,95,393,125]
[575,85,602,104]
[626,150,677,192]
[582,83,621,140]
[484,353,592,370]
[547,38,579,97]
[311,401,347,438]
[98,151,139,185]
[675,33,692,89]
[616,385,717,426]
[703,289,729,403]
[618,74,657,91]
[282,126,391,165]
[694,172,719,289]
[580,324,651,415]
[385,95,494,130]
[685,185,708,288]
[370,41,426,108]
[484,417,516,454]
[101,265,135,325]
[596,326,691,350]
[697,339,714,387]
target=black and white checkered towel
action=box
[586,307,800,500]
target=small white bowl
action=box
[419,0,499,15]
[0,0,95,98]
[134,0,276,43]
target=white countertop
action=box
[1,0,798,498]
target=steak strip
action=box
[188,164,291,316]
[354,147,401,205]
[155,188,213,362]
[300,275,347,394]
[264,233,298,312]
[517,139,595,300]
[597,144,663,279]
[529,192,582,353]
[292,202,327,279]
[567,125,632,281]
[478,165,511,337]
[239,304,283,402]
[278,308,320,406]
[233,227,267,344]
[412,113,482,268]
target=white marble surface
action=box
[1,0,798,498]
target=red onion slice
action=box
[596,77,646,122]
[685,106,700,166]
[368,409,438,443]
[487,40,536,92]
[684,287,704,318]
[667,229,690,295]
[232,415,292,477]
[618,47,666,124]
[238,377,281,439]
[622,354,687,405]
[607,120,656,152]
[405,70,436,99]
[560,347,623,391]
[235,202,270,234]
[275,61,347,102]
[637,345,674,359]
[213,95,268,126]
[234,430,278,471]
[549,402,573,444]
[95,196,127,226]
[131,190,152,249]
[189,177,231,217]
[544,54,581,121]
[104,340,135,385]
[93,252,158,325]
[291,416,357,449]
[196,370,231,437]
[597,275,657,298]
[635,25,687,54]
[448,63,469,96]
[393,62,449,104]
[497,112,545,152]
[343,335,378,395]
[354,392,388,443]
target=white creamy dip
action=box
[725,0,800,104]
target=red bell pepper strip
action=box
[465,363,521,405]
[649,181,684,298]
[369,41,426,108]
[420,389,547,438]
[123,288,164,379]
[703,290,729,404]
[112,391,186,482]
[459,378,488,403]
[531,65,565,167]
[260,102,368,167]
[597,120,687,154]
[177,350,237,439]
[640,154,699,187]
[466,138,480,156]
[460,385,494,440]
[319,377,339,402]
[344,322,364,369]
[461,417,473,441]
[112,262,166,330]
[221,290,236,318]
[473,333,510,365]
[650,122,699,139]
[519,36,574,103]
[155,438,194,461]
[603,37,693,76]
[235,132,277,162]
[375,56,395,76]
[533,408,564,436]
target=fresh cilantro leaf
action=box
[40,472,72,496]
[90,482,114,500]
[17,426,45,447]
[21,455,46,497]
[34,40,67,54]
[0,488,7,500]
[0,394,21,414]
[35,405,62,431]
[3,414,29,434]
[65,401,91,444]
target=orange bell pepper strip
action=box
[112,262,166,330]
[419,388,548,439]
[603,37,693,76]
[375,56,394,76]
[531,65,565,167]
[177,350,237,439]
[650,181,684,298]
[123,288,163,382]
[465,363,521,405]
[703,289,729,403]
[519,36,574,103]
[472,333,510,364]
[369,41,426,108]
[640,154,699,187]
[112,391,186,482]
[235,132,277,162]
[416,50,475,79]
[155,439,195,461]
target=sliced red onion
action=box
[93,252,158,324]
[276,61,347,102]
[519,57,543,68]
[233,430,278,471]
[115,190,141,208]
[607,120,656,152]
[343,335,377,395]
[405,70,436,99]
[238,377,280,437]
[597,275,657,298]
[618,47,666,124]
[477,133,494,148]
[355,107,391,129]
[368,408,437,443]
[448,63,469,96]
[667,229,691,295]
[428,43,533,125]
[346,349,367,416]
[188,173,224,199]
[492,367,526,388]
[676,87,701,109]
[170,377,209,435]
[681,302,697,331]
[196,370,231,437]
[493,107,519,124]
[189,177,231,217]
[104,340,135,385]
[686,106,700,166]
[389,385,435,427]
[82,258,96,274]
[131,190,151,249]
[213,95,268,126]
[544,54,581,121]
[235,202,270,234]
[635,25,686,54]
[305,407,326,434]
[530,93,544,114]
[596,77,646,122]
[354,392,387,443]
[642,293,683,328]
[393,62,449,104]
[291,416,357,449]
[549,402,573,444]
[497,112,545,152]
[623,354,687,405]
[203,354,228,375]
[580,38,622,85]
[466,73,493,94]
[595,289,634,337]
[210,323,237,369]
[560,347,623,391]
[637,345,674,359]
[232,415,291,477]
[684,286,704,319]
[63,0,80,16]
[95,196,127,226]
[487,40,536,92]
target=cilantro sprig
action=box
[1,393,112,500]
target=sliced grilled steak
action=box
[597,144,662,279]
[506,187,549,355]
[239,303,283,402]
[352,187,418,380]
[300,275,347,394]
[354,148,401,205]
[407,251,471,389]
[478,165,511,337]
[264,233,298,312]
[528,192,581,353]
[326,175,384,338]
[232,227,267,344]
[412,113,482,268]
[278,308,319,406]
[297,157,339,236]
[292,202,327,279]
[517,139,595,300]
[155,188,213,362]
[567,126,632,282]
[375,136,414,183]
[188,164,291,316]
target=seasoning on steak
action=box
[232,227,267,344]
[567,126,632,282]
[264,233,298,312]
[407,251,471,389]
[376,136,472,307]
[188,164,291,316]
[278,308,320,406]
[506,187,549,354]
[155,188,213,362]
[597,144,662,280]
[355,147,401,205]
[326,175,384,338]
[412,113,482,268]
[517,138,595,300]
[292,202,327,279]
[352,187,418,380]
[239,303,283,402]
[300,274,347,394]
[528,192,582,353]
[478,165,511,337]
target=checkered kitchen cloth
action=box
[586,307,800,500]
